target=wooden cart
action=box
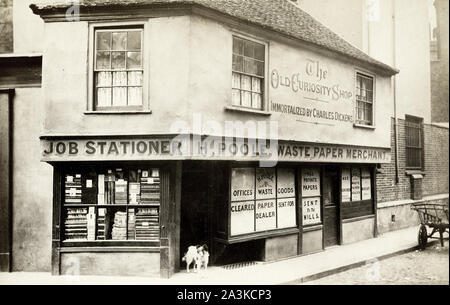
[411,202,449,250]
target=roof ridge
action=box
[30,0,399,75]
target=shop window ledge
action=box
[342,214,375,224]
[215,227,299,244]
[59,246,161,253]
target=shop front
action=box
[41,136,388,276]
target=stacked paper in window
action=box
[128,182,141,204]
[65,174,82,204]
[87,207,96,241]
[105,170,116,205]
[135,208,160,240]
[64,208,88,240]
[127,208,136,240]
[97,174,106,205]
[140,169,160,205]
[82,172,98,205]
[111,211,127,240]
[115,179,128,205]
[96,208,109,240]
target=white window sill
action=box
[84,110,152,115]
[353,123,376,130]
[224,106,271,116]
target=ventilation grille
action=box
[222,261,260,270]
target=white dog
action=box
[197,244,210,271]
[182,245,200,273]
[182,244,210,273]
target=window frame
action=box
[87,21,150,113]
[354,70,376,128]
[405,115,425,170]
[230,32,269,112]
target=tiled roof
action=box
[30,0,398,75]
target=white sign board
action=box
[255,200,277,231]
[302,197,321,226]
[361,168,372,200]
[230,201,255,236]
[301,168,321,197]
[277,168,297,228]
[231,168,254,202]
[351,168,361,201]
[341,168,351,202]
[255,168,276,200]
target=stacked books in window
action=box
[115,178,128,205]
[64,208,88,240]
[96,208,110,240]
[129,182,141,205]
[140,169,160,205]
[65,174,82,204]
[135,208,160,240]
[105,170,115,204]
[87,207,96,241]
[127,208,136,240]
[111,211,127,240]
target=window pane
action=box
[244,58,258,75]
[252,77,261,93]
[233,37,243,55]
[252,93,262,109]
[128,71,143,86]
[127,31,141,51]
[256,61,264,77]
[232,73,241,89]
[254,44,265,61]
[112,32,127,50]
[241,75,251,91]
[97,88,111,107]
[243,40,254,58]
[241,91,251,107]
[128,87,142,106]
[358,107,364,120]
[232,89,241,106]
[113,71,127,86]
[96,51,111,69]
[96,72,112,87]
[127,52,142,69]
[232,55,243,72]
[111,52,126,69]
[366,91,373,102]
[96,32,111,50]
[112,87,127,106]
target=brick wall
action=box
[0,0,13,53]
[377,118,449,203]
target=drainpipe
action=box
[392,0,399,184]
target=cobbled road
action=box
[303,240,449,285]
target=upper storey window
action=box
[94,28,144,111]
[232,36,265,110]
[355,72,374,126]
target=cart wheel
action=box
[418,225,428,250]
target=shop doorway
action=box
[323,167,340,247]
[180,162,213,266]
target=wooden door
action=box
[323,168,340,247]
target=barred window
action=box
[355,73,374,126]
[405,116,424,169]
[232,36,265,110]
[94,28,143,110]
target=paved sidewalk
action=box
[1,226,445,285]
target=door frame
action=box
[321,165,342,248]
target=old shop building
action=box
[0,0,445,277]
